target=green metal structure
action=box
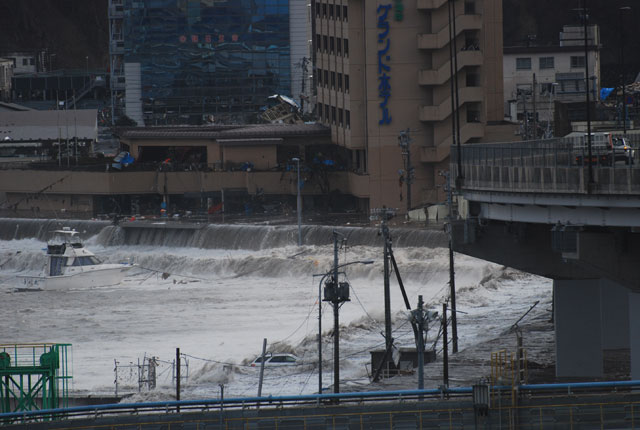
[0,344,71,413]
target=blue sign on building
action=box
[377,4,392,125]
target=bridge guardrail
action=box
[451,137,640,195]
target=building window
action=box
[317,68,323,85]
[336,4,341,19]
[467,108,481,123]
[316,2,321,17]
[317,103,323,119]
[22,58,28,66]
[337,73,343,90]
[516,84,532,97]
[346,110,350,128]
[323,35,328,52]
[325,104,330,122]
[337,37,342,55]
[324,70,329,87]
[316,34,322,52]
[331,71,336,89]
[570,56,585,68]
[343,5,348,21]
[329,4,334,18]
[322,3,327,17]
[539,57,554,69]
[466,73,481,87]
[331,106,337,123]
[539,82,556,95]
[345,74,350,92]
[516,58,531,70]
[464,1,475,14]
[330,37,335,53]
[338,108,344,126]
[344,39,349,56]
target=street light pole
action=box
[292,158,302,246]
[619,6,631,135]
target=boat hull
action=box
[18,264,135,290]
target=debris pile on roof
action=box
[260,95,303,124]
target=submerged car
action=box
[250,353,298,367]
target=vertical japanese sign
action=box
[377,4,392,125]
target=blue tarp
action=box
[600,87,614,101]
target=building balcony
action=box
[109,5,124,18]
[417,14,483,50]
[419,86,484,122]
[419,122,485,163]
[416,0,447,10]
[418,50,483,86]
[110,42,125,54]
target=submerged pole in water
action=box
[257,338,267,398]
[176,347,180,411]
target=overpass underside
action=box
[450,137,640,380]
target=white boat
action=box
[18,228,135,290]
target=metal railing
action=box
[451,136,640,195]
[4,382,640,429]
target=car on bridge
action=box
[572,132,633,166]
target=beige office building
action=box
[314,0,503,213]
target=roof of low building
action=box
[117,123,330,140]
[504,44,599,55]
[0,109,98,140]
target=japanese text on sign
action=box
[377,4,392,125]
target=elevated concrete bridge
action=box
[450,136,640,379]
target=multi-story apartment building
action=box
[313,0,503,213]
[503,24,601,135]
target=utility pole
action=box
[581,0,594,191]
[320,230,351,396]
[443,171,458,353]
[521,91,529,140]
[398,129,413,214]
[382,217,393,365]
[257,338,267,398]
[73,91,78,165]
[415,295,425,390]
[442,303,449,387]
[332,230,340,394]
[65,91,70,167]
[369,207,397,380]
[56,92,61,167]
[176,347,180,412]
[619,7,631,135]
[532,73,537,139]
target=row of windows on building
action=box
[317,68,350,92]
[516,73,586,96]
[315,2,348,21]
[515,55,586,71]
[317,102,351,128]
[316,34,349,57]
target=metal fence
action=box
[451,136,640,195]
[4,382,640,429]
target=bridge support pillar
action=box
[601,279,629,350]
[554,280,603,378]
[630,293,640,379]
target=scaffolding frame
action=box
[0,343,71,414]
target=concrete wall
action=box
[222,145,278,170]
